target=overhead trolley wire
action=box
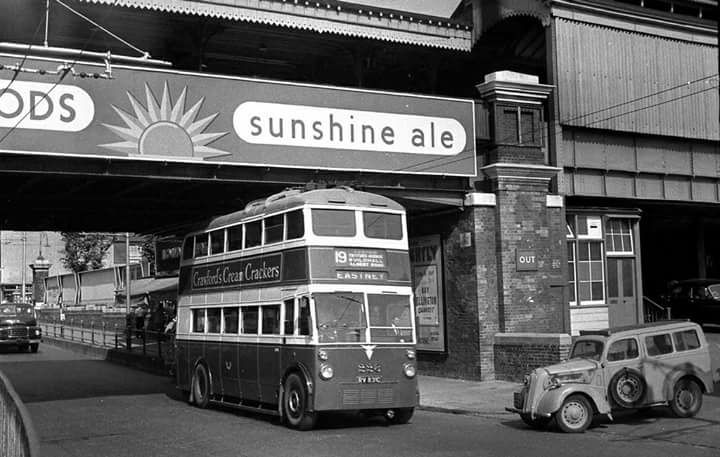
[0,0,123,146]
[391,74,719,174]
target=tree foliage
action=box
[60,232,115,272]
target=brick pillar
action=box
[30,256,51,305]
[475,71,568,335]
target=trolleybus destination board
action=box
[0,54,476,176]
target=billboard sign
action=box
[0,54,476,176]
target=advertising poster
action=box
[410,235,445,352]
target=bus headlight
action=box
[318,349,329,361]
[403,363,416,378]
[319,363,334,380]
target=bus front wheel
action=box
[387,407,414,425]
[191,363,211,409]
[284,373,317,431]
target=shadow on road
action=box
[0,359,175,403]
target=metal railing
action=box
[39,319,175,371]
[0,370,40,457]
[643,296,672,323]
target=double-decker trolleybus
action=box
[175,187,417,430]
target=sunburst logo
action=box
[101,82,229,159]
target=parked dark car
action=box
[0,302,42,352]
[664,279,720,326]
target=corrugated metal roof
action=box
[555,18,719,141]
[79,0,473,51]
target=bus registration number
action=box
[357,375,383,383]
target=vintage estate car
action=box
[0,302,42,352]
[663,279,720,326]
[506,320,713,433]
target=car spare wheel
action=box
[609,368,646,408]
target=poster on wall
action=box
[410,235,445,352]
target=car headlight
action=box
[406,349,416,360]
[319,363,334,380]
[403,363,416,378]
[34,328,41,336]
[318,349,329,361]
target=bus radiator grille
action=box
[342,387,394,406]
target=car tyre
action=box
[284,373,317,431]
[30,344,39,353]
[669,378,703,418]
[520,413,551,429]
[554,394,593,433]
[191,363,211,409]
[609,368,646,409]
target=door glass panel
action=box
[622,259,634,297]
[607,338,639,361]
[607,260,619,299]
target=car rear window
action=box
[645,333,674,356]
[673,329,701,352]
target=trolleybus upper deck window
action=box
[312,209,356,237]
[194,234,209,257]
[228,225,243,251]
[182,237,194,260]
[210,230,224,255]
[264,215,284,244]
[286,209,305,240]
[245,221,262,248]
[363,212,403,240]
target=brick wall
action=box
[412,210,485,379]
[492,179,567,334]
[493,333,572,381]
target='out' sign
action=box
[516,250,538,271]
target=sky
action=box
[352,0,462,18]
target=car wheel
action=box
[520,413,551,430]
[669,378,703,418]
[609,369,646,408]
[388,407,414,425]
[191,363,211,409]
[283,373,317,431]
[554,395,593,433]
[30,344,39,353]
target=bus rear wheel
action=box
[191,363,211,409]
[284,373,317,431]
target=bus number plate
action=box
[357,375,383,383]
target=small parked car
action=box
[0,302,42,352]
[663,279,720,326]
[506,320,713,433]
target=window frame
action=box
[605,218,634,256]
[606,337,640,362]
